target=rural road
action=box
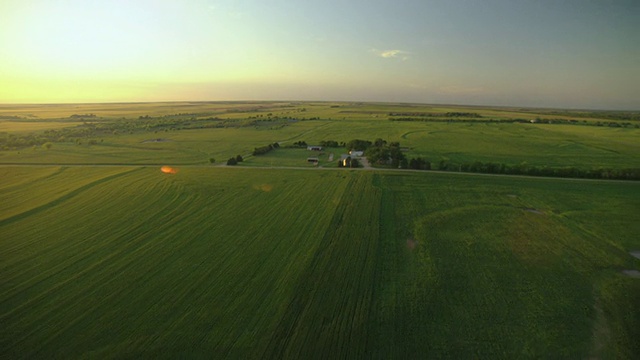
[1,162,637,183]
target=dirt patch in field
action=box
[630,251,640,260]
[253,184,273,192]
[142,138,172,143]
[407,238,418,250]
[523,208,543,215]
[622,270,640,278]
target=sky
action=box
[1,0,639,109]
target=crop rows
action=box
[1,167,639,358]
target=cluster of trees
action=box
[346,139,372,151]
[0,132,104,150]
[343,138,407,168]
[397,157,640,180]
[319,140,339,147]
[390,116,638,128]
[408,158,431,170]
[252,142,280,156]
[226,155,243,165]
[532,118,638,128]
[445,112,483,118]
[390,117,527,123]
[365,140,406,167]
[456,162,640,180]
[246,115,320,121]
[289,140,341,148]
[1,113,310,152]
[389,112,482,118]
[534,110,640,122]
[389,117,531,124]
[428,159,640,180]
[1,132,57,150]
[290,140,342,148]
[0,117,220,151]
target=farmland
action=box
[1,102,640,358]
[1,102,639,172]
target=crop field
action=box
[1,165,639,358]
[2,102,639,171]
[0,121,76,133]
[0,102,296,119]
[1,102,639,358]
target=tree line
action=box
[389,117,638,128]
[226,155,244,165]
[407,159,640,181]
[342,137,640,180]
[252,142,280,156]
[389,112,482,118]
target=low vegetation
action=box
[1,167,638,358]
[1,102,638,179]
[1,101,639,357]
[252,142,280,156]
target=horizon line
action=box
[0,99,637,112]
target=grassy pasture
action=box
[2,101,634,122]
[2,119,638,170]
[1,166,639,358]
[1,101,639,358]
[374,172,640,358]
[0,121,76,134]
[0,102,295,119]
[244,148,344,168]
[8,117,634,171]
[2,102,639,171]
[398,122,640,168]
[0,166,135,222]
[1,167,354,357]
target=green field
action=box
[2,102,639,171]
[1,166,639,358]
[1,102,639,358]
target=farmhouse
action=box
[307,157,319,164]
[307,145,323,151]
[349,150,364,157]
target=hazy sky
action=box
[1,0,639,109]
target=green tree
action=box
[346,139,372,151]
[374,138,387,147]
